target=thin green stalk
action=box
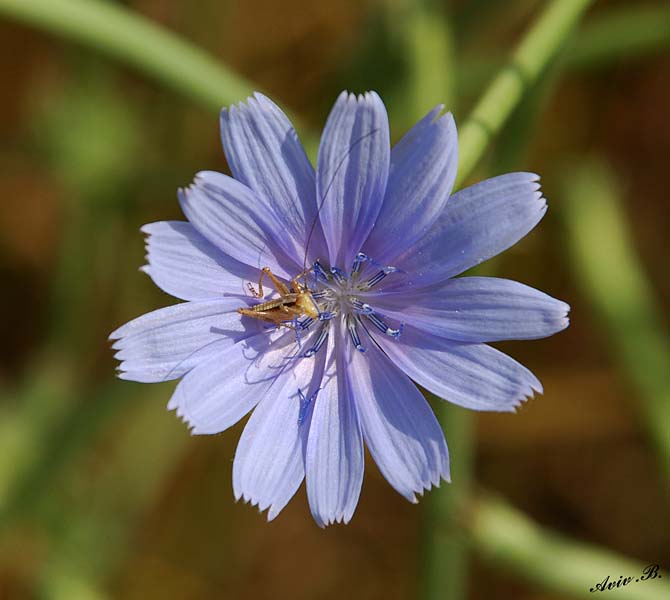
[456,0,594,186]
[384,0,456,131]
[471,494,670,600]
[0,0,254,114]
[419,401,474,600]
[457,4,670,97]
[391,2,474,597]
[561,160,670,469]
[416,2,594,598]
[564,4,670,70]
[37,388,190,599]
[0,360,73,518]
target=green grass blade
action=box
[472,493,670,600]
[561,159,670,468]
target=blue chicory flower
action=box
[110,91,569,527]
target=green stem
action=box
[561,160,670,469]
[420,401,474,600]
[471,494,670,600]
[456,0,594,186]
[0,0,254,113]
[420,2,593,598]
[565,4,670,70]
[385,0,456,131]
[391,2,473,598]
[37,386,190,598]
[457,4,670,97]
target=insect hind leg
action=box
[248,267,290,298]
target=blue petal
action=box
[169,330,296,435]
[305,323,364,527]
[233,348,326,521]
[362,106,457,264]
[391,173,547,288]
[220,93,328,263]
[374,277,570,342]
[316,91,390,268]
[374,325,542,412]
[179,171,300,279]
[349,339,450,502]
[110,298,252,383]
[141,221,255,300]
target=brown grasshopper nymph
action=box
[237,267,319,327]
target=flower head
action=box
[110,91,569,526]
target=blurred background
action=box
[0,0,668,599]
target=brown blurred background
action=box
[0,1,668,599]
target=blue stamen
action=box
[365,270,386,287]
[348,319,366,353]
[311,290,328,299]
[366,313,404,339]
[298,317,314,330]
[350,298,374,314]
[318,310,336,321]
[304,325,329,357]
[364,266,398,288]
[330,266,347,285]
[313,261,330,282]
[351,252,367,275]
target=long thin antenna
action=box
[302,127,380,285]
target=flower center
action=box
[298,253,404,357]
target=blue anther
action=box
[304,325,329,357]
[298,317,314,330]
[313,261,330,282]
[318,310,336,321]
[298,388,319,426]
[365,270,387,288]
[330,266,347,285]
[351,252,368,275]
[311,290,328,299]
[366,312,386,332]
[388,322,405,340]
[366,312,403,339]
[350,298,374,314]
[348,319,366,353]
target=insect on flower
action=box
[236,267,319,327]
[237,126,382,337]
[111,91,570,527]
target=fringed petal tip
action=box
[221,91,280,113]
[508,377,544,413]
[221,92,261,117]
[108,323,125,342]
[178,418,202,436]
[233,491,285,523]
[410,470,453,503]
[335,89,385,106]
[311,512,355,529]
[172,413,201,437]
[428,104,447,124]
[400,471,452,505]
[166,379,206,434]
[559,303,571,332]
[527,191,548,221]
